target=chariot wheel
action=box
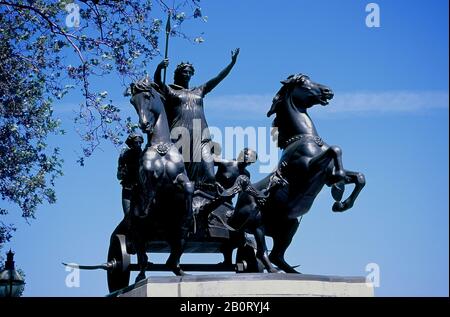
[235,244,264,273]
[107,234,131,293]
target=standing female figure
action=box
[154,49,240,187]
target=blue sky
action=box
[1,0,448,296]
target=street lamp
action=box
[0,250,25,297]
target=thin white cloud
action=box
[206,94,272,119]
[53,91,449,119]
[329,91,449,113]
[205,91,449,118]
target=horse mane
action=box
[129,77,161,97]
[267,74,307,117]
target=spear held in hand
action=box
[163,11,171,85]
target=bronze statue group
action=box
[115,49,365,283]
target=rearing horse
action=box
[129,77,194,281]
[232,74,365,273]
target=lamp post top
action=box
[5,249,15,270]
[0,249,25,297]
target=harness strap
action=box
[281,134,324,149]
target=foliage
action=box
[0,0,205,248]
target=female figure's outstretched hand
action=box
[231,48,240,64]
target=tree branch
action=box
[0,1,85,63]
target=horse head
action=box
[267,74,334,117]
[129,77,162,135]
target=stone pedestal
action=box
[109,273,374,297]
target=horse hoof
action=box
[135,272,146,283]
[177,270,189,276]
[171,267,188,276]
[332,201,345,212]
[283,267,301,274]
[331,182,345,201]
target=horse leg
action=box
[166,233,187,276]
[164,212,187,276]
[138,168,157,217]
[309,146,345,183]
[139,150,166,217]
[219,244,233,265]
[173,173,194,236]
[165,173,194,276]
[331,181,345,201]
[269,218,300,273]
[133,221,148,283]
[332,171,366,212]
[253,225,279,273]
[135,246,148,283]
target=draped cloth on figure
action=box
[164,84,215,185]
